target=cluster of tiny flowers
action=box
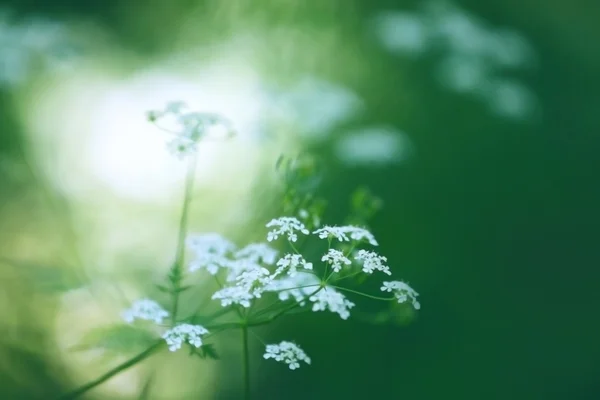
[121,299,169,324]
[309,287,355,320]
[187,233,236,275]
[321,249,352,272]
[266,217,309,242]
[212,286,255,308]
[162,324,209,352]
[355,250,392,275]
[313,226,378,246]
[381,281,421,310]
[274,254,313,277]
[263,341,311,370]
[235,243,279,265]
[146,101,232,158]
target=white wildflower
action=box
[313,226,378,246]
[211,286,255,308]
[187,233,235,274]
[309,287,355,320]
[266,217,309,242]
[166,136,197,159]
[263,341,311,370]
[121,298,169,324]
[313,226,350,242]
[187,233,236,255]
[274,254,313,277]
[235,243,279,265]
[321,249,352,273]
[381,281,420,309]
[235,262,272,294]
[264,272,320,304]
[354,250,391,275]
[162,323,209,352]
[341,226,378,246]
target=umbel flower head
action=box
[309,287,355,320]
[121,299,169,324]
[162,324,209,352]
[266,217,309,242]
[381,281,421,309]
[321,249,351,273]
[146,101,234,158]
[313,225,378,246]
[274,254,313,277]
[263,341,311,370]
[235,243,279,265]
[187,233,236,275]
[354,249,391,275]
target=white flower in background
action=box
[381,281,420,310]
[187,233,236,275]
[146,102,233,158]
[354,250,391,275]
[212,286,255,308]
[313,226,378,246]
[266,217,309,242]
[341,226,379,246]
[162,324,209,352]
[334,127,413,168]
[264,272,320,304]
[274,254,313,277]
[309,287,355,320]
[263,341,311,370]
[321,249,351,273]
[235,262,272,292]
[235,243,279,265]
[121,298,169,324]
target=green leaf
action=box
[190,344,220,360]
[0,257,84,293]
[69,324,159,354]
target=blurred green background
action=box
[0,0,599,399]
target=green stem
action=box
[329,285,395,301]
[242,325,251,400]
[248,287,323,327]
[56,341,164,400]
[170,153,198,325]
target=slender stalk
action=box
[241,325,251,400]
[328,285,395,301]
[56,341,164,400]
[170,154,198,325]
[248,287,323,327]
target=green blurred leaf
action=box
[69,324,159,354]
[0,257,84,293]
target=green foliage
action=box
[189,343,220,360]
[69,324,158,354]
[348,186,383,226]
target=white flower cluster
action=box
[381,281,420,309]
[309,287,355,320]
[146,101,233,158]
[354,250,391,275]
[263,341,311,370]
[121,299,169,324]
[187,233,236,275]
[162,323,209,352]
[235,243,279,265]
[266,217,309,242]
[321,249,351,272]
[313,225,378,246]
[274,254,313,277]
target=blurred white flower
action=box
[314,226,378,246]
[381,281,420,309]
[321,249,351,273]
[162,323,209,352]
[484,79,536,119]
[212,286,255,308]
[264,272,320,304]
[235,243,279,265]
[187,233,236,275]
[335,127,413,167]
[266,217,309,242]
[354,250,391,275]
[121,298,169,324]
[263,341,311,370]
[372,12,430,55]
